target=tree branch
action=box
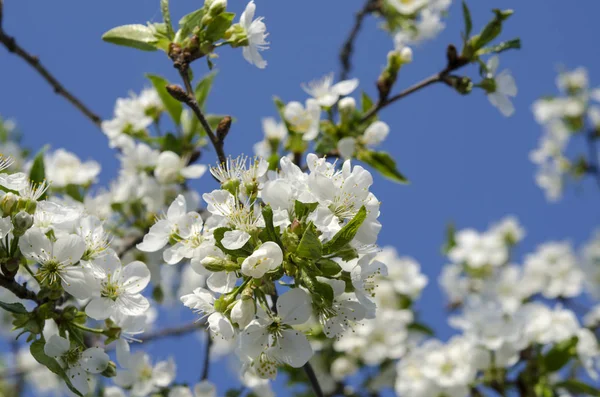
[339,0,379,81]
[303,362,324,397]
[168,70,228,167]
[140,321,204,343]
[200,330,212,381]
[0,274,39,303]
[586,130,600,190]
[360,50,469,122]
[0,5,102,128]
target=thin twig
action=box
[11,341,24,397]
[200,330,212,381]
[141,321,204,343]
[0,6,102,128]
[586,130,600,190]
[175,70,227,166]
[303,362,324,397]
[339,0,379,81]
[360,46,470,122]
[0,275,38,302]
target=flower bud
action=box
[230,298,255,329]
[102,361,117,378]
[208,0,227,16]
[338,97,356,113]
[13,210,33,237]
[399,46,413,64]
[1,192,17,215]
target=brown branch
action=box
[0,275,38,303]
[339,0,379,81]
[586,130,600,190]
[360,48,469,122]
[200,330,212,381]
[303,362,324,397]
[0,5,102,128]
[167,76,227,167]
[140,321,204,343]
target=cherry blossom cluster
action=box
[532,67,600,200]
[403,217,600,397]
[137,153,386,379]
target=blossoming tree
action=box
[0,0,599,396]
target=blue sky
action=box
[1,0,600,395]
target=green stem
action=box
[22,263,38,281]
[72,322,105,335]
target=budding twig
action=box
[360,45,470,122]
[0,6,102,128]
[200,330,212,381]
[339,0,379,81]
[586,130,600,190]
[167,73,228,168]
[303,362,324,397]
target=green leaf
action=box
[442,222,457,254]
[195,71,218,110]
[554,380,600,396]
[160,0,175,39]
[178,9,205,40]
[147,74,183,125]
[357,150,408,183]
[322,206,366,255]
[316,259,342,277]
[336,244,358,261]
[296,222,322,260]
[313,280,334,306]
[261,205,282,247]
[408,322,434,336]
[205,12,235,42]
[361,91,374,114]
[294,200,318,219]
[462,1,473,40]
[0,301,28,314]
[161,133,182,154]
[102,24,158,51]
[65,185,83,203]
[477,38,521,55]
[213,227,253,257]
[468,9,514,53]
[542,336,578,373]
[30,340,83,396]
[29,148,45,185]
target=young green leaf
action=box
[30,340,83,396]
[294,200,318,220]
[477,38,521,56]
[261,205,283,247]
[102,24,158,51]
[542,336,578,373]
[160,0,175,39]
[468,9,514,53]
[147,74,183,125]
[205,12,235,43]
[316,259,342,277]
[178,9,205,40]
[29,148,45,185]
[462,1,473,40]
[322,206,367,255]
[297,222,322,260]
[553,381,600,397]
[0,301,28,314]
[195,71,218,110]
[357,150,408,183]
